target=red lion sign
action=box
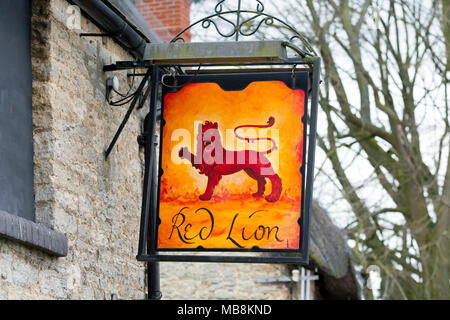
[157,72,308,251]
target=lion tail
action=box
[234,117,277,154]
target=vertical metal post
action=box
[301,58,321,262]
[305,269,311,300]
[147,134,162,300]
[235,0,241,41]
[300,267,305,300]
[292,269,300,300]
[136,66,161,299]
[137,66,159,255]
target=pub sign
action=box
[151,72,311,260]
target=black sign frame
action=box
[136,59,321,264]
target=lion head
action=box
[196,121,223,171]
[200,121,220,149]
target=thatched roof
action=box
[308,201,362,299]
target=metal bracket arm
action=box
[104,67,152,159]
[103,60,151,72]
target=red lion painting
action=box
[179,117,282,202]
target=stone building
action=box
[0,0,360,300]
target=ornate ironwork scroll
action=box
[171,0,316,58]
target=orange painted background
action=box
[158,80,305,250]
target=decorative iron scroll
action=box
[171,0,316,58]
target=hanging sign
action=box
[155,71,311,258]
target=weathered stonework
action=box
[160,261,290,300]
[0,0,293,300]
[0,0,146,300]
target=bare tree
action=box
[280,0,449,299]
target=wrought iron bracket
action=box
[103,60,151,72]
[104,67,152,159]
[80,33,113,37]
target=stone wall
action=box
[0,0,146,299]
[160,261,290,300]
[0,0,291,300]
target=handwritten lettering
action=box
[227,211,283,248]
[168,207,283,248]
[169,207,214,244]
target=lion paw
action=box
[252,192,264,198]
[199,194,212,201]
[265,194,279,202]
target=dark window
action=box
[0,0,34,221]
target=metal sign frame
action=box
[152,71,309,256]
[134,56,320,264]
[102,0,321,265]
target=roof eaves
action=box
[102,0,163,43]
